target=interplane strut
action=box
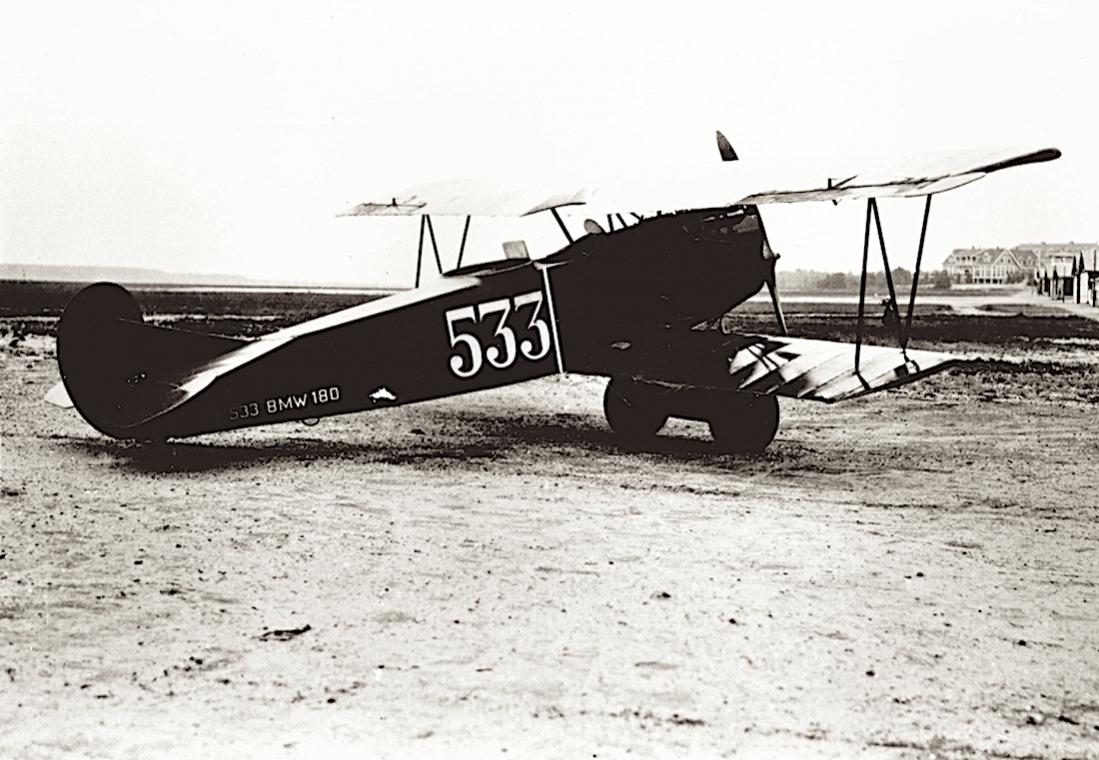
[854,195,933,371]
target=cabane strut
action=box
[414,214,473,287]
[751,206,787,336]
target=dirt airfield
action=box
[2,293,1099,759]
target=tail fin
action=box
[56,283,245,439]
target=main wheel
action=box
[708,394,779,454]
[603,377,668,445]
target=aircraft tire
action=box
[708,394,779,454]
[603,377,668,445]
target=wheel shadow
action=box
[51,407,802,476]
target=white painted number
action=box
[444,290,551,379]
[478,298,517,369]
[446,305,483,379]
[512,290,550,361]
[311,386,340,404]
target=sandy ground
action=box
[2,331,1098,759]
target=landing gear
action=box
[603,377,668,445]
[707,394,779,454]
[603,378,779,454]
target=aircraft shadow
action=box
[52,408,798,476]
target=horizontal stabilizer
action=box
[726,335,956,402]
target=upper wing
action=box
[340,179,591,218]
[738,147,1061,204]
[340,146,1060,217]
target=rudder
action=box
[57,283,245,439]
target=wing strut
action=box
[425,216,443,273]
[604,214,636,233]
[855,201,872,372]
[902,195,932,349]
[854,195,933,370]
[871,199,902,331]
[414,215,426,288]
[551,208,574,244]
[456,215,471,269]
[414,214,456,287]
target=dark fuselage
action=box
[59,206,772,440]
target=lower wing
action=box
[718,334,956,402]
[624,332,957,403]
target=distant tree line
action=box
[777,268,952,292]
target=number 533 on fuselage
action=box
[48,134,1060,453]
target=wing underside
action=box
[722,335,957,402]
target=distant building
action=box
[942,247,1025,284]
[1075,249,1099,306]
[944,242,1097,288]
[1021,243,1085,289]
[1017,242,1096,259]
[1012,249,1040,271]
[1038,261,1075,300]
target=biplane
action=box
[47,134,1060,452]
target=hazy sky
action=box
[2,1,1095,285]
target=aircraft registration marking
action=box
[444,289,552,379]
[229,385,341,421]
